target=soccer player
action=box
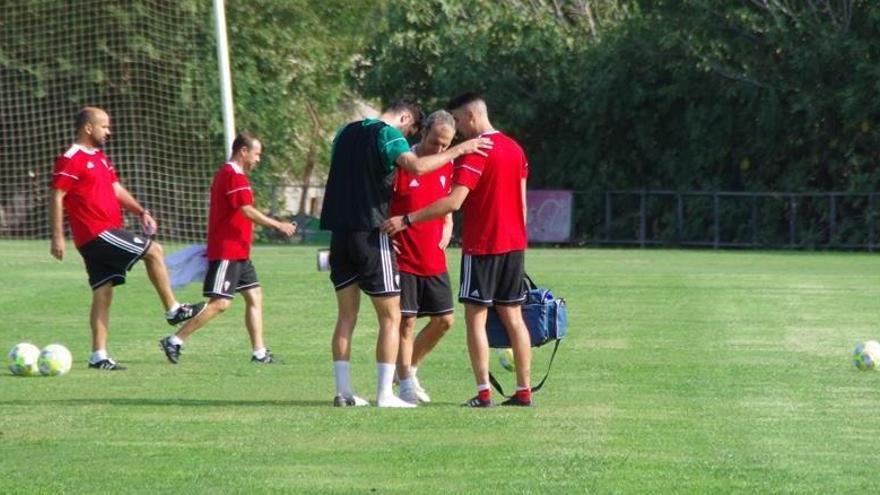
[381,92,533,407]
[49,107,206,371]
[321,98,492,408]
[159,133,296,364]
[390,110,457,404]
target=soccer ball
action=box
[852,340,880,371]
[8,342,40,376]
[38,344,73,376]
[496,348,516,372]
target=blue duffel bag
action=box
[486,275,567,348]
[486,274,567,395]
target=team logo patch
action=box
[470,289,480,298]
[133,237,144,244]
[409,178,420,188]
[223,281,231,292]
[86,161,95,169]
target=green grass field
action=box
[2,241,880,493]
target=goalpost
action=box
[0,0,231,243]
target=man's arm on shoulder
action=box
[396,137,494,175]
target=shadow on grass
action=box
[0,398,330,407]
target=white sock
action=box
[252,347,267,359]
[165,302,181,318]
[90,349,108,364]
[333,360,352,396]
[377,362,396,399]
[399,377,414,394]
[411,366,418,378]
[477,383,491,392]
[168,334,184,346]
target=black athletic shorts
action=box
[203,259,260,299]
[78,229,152,290]
[458,250,526,307]
[329,230,400,296]
[400,271,454,318]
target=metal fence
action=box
[571,190,879,250]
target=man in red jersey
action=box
[382,93,533,407]
[390,110,457,404]
[159,133,296,364]
[49,107,205,370]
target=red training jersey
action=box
[452,131,529,255]
[206,162,255,260]
[390,158,453,276]
[51,144,123,248]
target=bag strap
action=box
[523,273,539,291]
[488,339,561,398]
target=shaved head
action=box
[74,107,107,133]
[74,106,111,148]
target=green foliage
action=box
[358,0,880,245]
[216,0,386,191]
[359,0,880,192]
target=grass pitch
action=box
[1,241,879,493]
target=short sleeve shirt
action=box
[452,131,529,255]
[51,144,123,247]
[206,162,255,260]
[389,147,453,276]
[376,122,410,172]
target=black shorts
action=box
[203,259,260,299]
[458,250,526,307]
[329,230,400,296]
[400,271,454,318]
[78,229,152,289]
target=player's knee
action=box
[210,298,232,313]
[337,313,358,329]
[146,241,164,259]
[436,314,454,332]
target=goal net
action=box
[0,0,223,243]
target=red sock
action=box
[478,388,491,402]
[515,388,532,403]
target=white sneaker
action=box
[398,387,420,405]
[412,376,431,403]
[376,394,417,408]
[333,394,370,407]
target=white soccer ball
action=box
[496,348,516,372]
[38,344,73,376]
[852,340,880,371]
[8,342,41,376]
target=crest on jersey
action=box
[440,176,447,188]
[409,178,420,188]
[86,161,95,169]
